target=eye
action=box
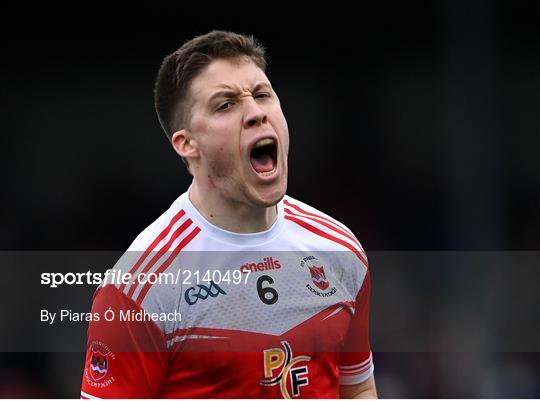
[255,92,271,100]
[216,101,235,112]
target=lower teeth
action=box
[258,168,275,176]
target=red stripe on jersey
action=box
[284,215,368,267]
[284,207,364,252]
[284,199,355,237]
[119,209,186,293]
[135,226,201,305]
[339,356,373,375]
[163,302,353,352]
[126,219,193,299]
[339,356,372,371]
[342,300,356,309]
[340,362,371,372]
[339,363,372,376]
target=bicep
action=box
[338,270,374,386]
[80,285,168,398]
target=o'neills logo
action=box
[85,341,116,388]
[300,256,336,297]
[241,257,281,273]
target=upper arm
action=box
[80,285,168,398]
[338,268,374,383]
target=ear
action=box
[171,129,199,161]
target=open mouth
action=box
[249,138,278,176]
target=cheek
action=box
[272,110,290,151]
[210,131,239,156]
[198,124,242,169]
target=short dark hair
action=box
[154,30,267,141]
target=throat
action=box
[189,185,278,233]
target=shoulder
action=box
[126,193,200,252]
[104,192,199,297]
[283,195,358,238]
[282,195,368,269]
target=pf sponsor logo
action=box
[260,341,311,398]
[85,341,116,388]
[300,256,337,297]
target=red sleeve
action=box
[338,270,374,385]
[80,285,168,398]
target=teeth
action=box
[253,138,275,149]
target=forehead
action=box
[189,57,270,101]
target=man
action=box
[81,31,377,399]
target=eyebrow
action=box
[207,82,273,105]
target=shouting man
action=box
[81,31,377,399]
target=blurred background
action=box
[1,1,539,398]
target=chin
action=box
[247,181,287,208]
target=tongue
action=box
[250,153,274,173]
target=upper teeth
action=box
[253,138,275,149]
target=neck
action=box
[188,180,278,233]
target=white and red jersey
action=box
[81,191,373,399]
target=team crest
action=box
[90,351,108,381]
[308,264,329,290]
[300,256,337,297]
[85,341,116,388]
[260,341,311,398]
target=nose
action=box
[242,96,268,129]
